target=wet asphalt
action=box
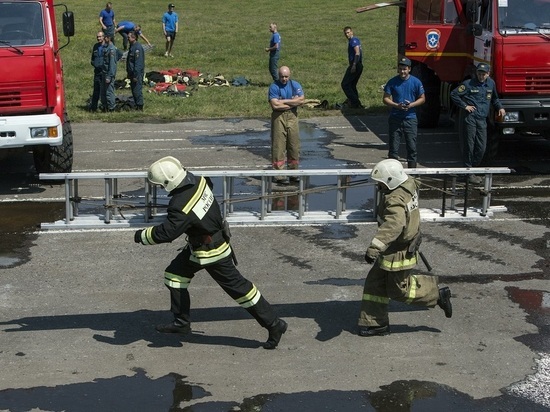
[0,114,549,411]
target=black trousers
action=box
[164,246,277,328]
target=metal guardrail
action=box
[39,167,511,230]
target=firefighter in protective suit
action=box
[135,156,288,349]
[358,159,452,336]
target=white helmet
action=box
[148,156,187,191]
[371,159,408,190]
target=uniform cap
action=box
[168,3,175,7]
[398,57,412,66]
[477,63,490,72]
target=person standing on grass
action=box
[100,34,117,112]
[268,66,305,185]
[265,22,281,81]
[162,3,179,57]
[99,2,116,45]
[89,31,105,112]
[127,31,145,111]
[341,26,363,109]
[383,57,425,169]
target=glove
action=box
[134,229,143,244]
[364,247,378,264]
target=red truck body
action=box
[359,0,550,157]
[0,0,74,173]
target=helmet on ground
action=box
[148,156,187,191]
[371,159,408,190]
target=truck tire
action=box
[33,116,73,173]
[412,64,441,128]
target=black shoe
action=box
[155,320,191,334]
[358,325,390,337]
[136,105,144,111]
[437,287,453,318]
[289,176,300,184]
[263,319,288,349]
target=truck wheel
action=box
[33,117,73,173]
[412,65,441,128]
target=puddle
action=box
[506,287,550,353]
[0,202,64,268]
[0,372,547,411]
[190,124,374,213]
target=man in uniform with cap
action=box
[451,63,506,184]
[383,57,425,168]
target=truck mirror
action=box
[62,11,75,37]
[466,23,483,36]
[465,0,480,23]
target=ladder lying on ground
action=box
[39,167,511,230]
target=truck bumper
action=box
[496,97,550,135]
[0,114,63,149]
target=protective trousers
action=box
[163,247,278,328]
[463,116,487,167]
[358,264,439,327]
[271,110,300,171]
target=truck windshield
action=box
[498,0,550,32]
[0,2,45,46]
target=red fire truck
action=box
[0,0,74,173]
[358,0,550,160]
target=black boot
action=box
[155,318,191,334]
[358,325,390,337]
[408,161,417,168]
[437,287,453,318]
[263,319,288,349]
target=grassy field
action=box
[62,0,399,122]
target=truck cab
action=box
[0,0,74,173]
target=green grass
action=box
[61,0,398,122]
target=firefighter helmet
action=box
[371,159,408,190]
[148,156,187,191]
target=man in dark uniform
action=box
[134,156,288,349]
[126,31,145,111]
[89,31,105,112]
[100,34,117,112]
[451,63,506,184]
[358,159,452,337]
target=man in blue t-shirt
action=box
[268,66,305,185]
[341,26,363,109]
[265,23,281,81]
[162,3,179,57]
[383,57,426,168]
[115,21,151,51]
[99,2,116,43]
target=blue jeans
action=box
[388,116,418,165]
[269,50,280,81]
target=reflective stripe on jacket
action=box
[372,177,420,271]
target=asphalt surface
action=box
[0,114,549,411]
